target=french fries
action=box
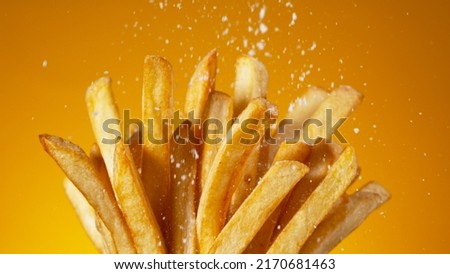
[300,181,390,254]
[40,50,388,254]
[209,161,309,253]
[267,146,359,253]
[197,98,274,253]
[39,134,136,253]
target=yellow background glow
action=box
[1,0,449,253]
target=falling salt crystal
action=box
[259,23,268,34]
[259,6,266,20]
[190,148,199,159]
[221,15,228,22]
[248,49,256,56]
[42,60,48,68]
[256,40,265,50]
[353,128,360,134]
[276,225,281,230]
[372,124,377,129]
[138,168,142,174]
[181,175,187,181]
[309,41,317,51]
[175,163,181,168]
[289,12,297,27]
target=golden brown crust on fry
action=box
[40,134,136,253]
[95,213,117,254]
[85,77,120,180]
[141,55,173,231]
[268,146,359,253]
[196,98,274,253]
[113,140,166,253]
[185,49,217,119]
[301,181,390,254]
[63,178,106,253]
[209,161,309,254]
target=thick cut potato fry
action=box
[245,140,311,253]
[197,98,273,253]
[141,56,173,230]
[185,49,217,120]
[113,140,165,253]
[301,181,390,254]
[227,144,260,219]
[209,161,309,254]
[305,85,363,142]
[233,55,268,116]
[39,134,135,253]
[209,161,308,253]
[200,91,233,192]
[168,126,199,254]
[63,178,106,253]
[95,212,117,254]
[274,142,343,238]
[268,146,358,253]
[85,77,120,179]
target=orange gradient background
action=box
[1,0,449,253]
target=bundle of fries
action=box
[40,49,389,254]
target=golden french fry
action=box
[127,123,143,170]
[245,140,311,253]
[233,55,268,116]
[301,181,390,254]
[209,161,309,254]
[39,134,136,253]
[305,85,363,142]
[274,142,343,238]
[95,212,117,254]
[185,49,217,120]
[113,140,165,253]
[141,56,173,229]
[200,91,233,192]
[197,98,274,253]
[268,146,358,253]
[85,77,120,179]
[63,178,106,253]
[227,145,260,219]
[168,125,199,254]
